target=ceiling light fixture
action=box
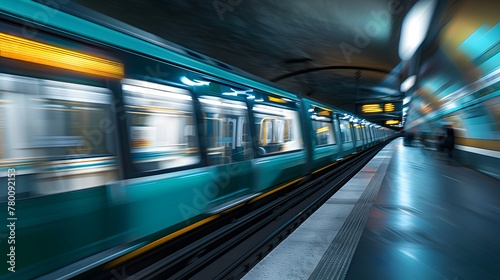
[401,75,417,92]
[398,0,437,61]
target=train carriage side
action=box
[0,2,312,278]
[249,91,308,192]
[367,125,375,145]
[336,114,356,157]
[302,98,341,171]
[353,122,365,151]
[367,125,374,145]
[0,19,129,278]
[365,125,371,146]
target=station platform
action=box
[243,138,500,280]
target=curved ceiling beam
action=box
[271,65,392,82]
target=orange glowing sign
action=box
[385,120,400,125]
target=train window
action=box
[312,120,336,146]
[199,96,252,164]
[122,79,200,172]
[0,73,118,197]
[355,125,362,141]
[360,126,367,141]
[310,108,336,146]
[339,120,353,143]
[364,126,371,141]
[35,93,112,157]
[0,75,114,159]
[253,103,303,155]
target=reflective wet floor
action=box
[345,139,500,280]
[244,139,500,280]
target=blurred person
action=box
[436,127,445,151]
[404,131,414,146]
[443,125,455,159]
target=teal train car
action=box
[0,1,394,278]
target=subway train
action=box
[0,1,394,278]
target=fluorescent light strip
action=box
[122,84,192,101]
[0,32,124,79]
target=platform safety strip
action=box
[308,144,395,280]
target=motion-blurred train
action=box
[0,1,394,277]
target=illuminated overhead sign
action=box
[362,104,383,113]
[385,120,400,125]
[357,102,402,114]
[384,103,395,112]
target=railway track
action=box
[74,141,390,280]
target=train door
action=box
[118,78,214,236]
[339,118,354,156]
[197,89,254,205]
[370,126,375,144]
[362,125,368,147]
[354,124,363,151]
[307,104,339,170]
[251,92,306,192]
[367,126,373,145]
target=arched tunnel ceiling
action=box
[69,0,499,125]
